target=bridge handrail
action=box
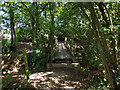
[51,42,57,61]
[65,39,74,58]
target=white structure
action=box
[2,34,11,40]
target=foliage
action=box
[1,2,120,89]
[2,36,10,54]
[30,46,47,71]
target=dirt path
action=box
[2,42,101,89]
[29,63,94,89]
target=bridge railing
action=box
[65,38,75,59]
[51,37,57,62]
[65,37,82,62]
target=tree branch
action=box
[21,2,35,22]
[35,3,49,16]
[98,2,109,27]
[13,5,29,17]
[79,5,92,24]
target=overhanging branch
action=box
[21,2,35,22]
[35,3,49,16]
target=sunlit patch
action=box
[12,67,19,74]
[3,71,7,75]
[61,63,68,65]
[15,59,20,65]
[12,75,25,78]
[41,81,51,85]
[36,50,40,53]
[64,86,74,89]
[26,50,33,53]
[2,65,8,69]
[7,70,11,74]
[72,63,79,67]
[61,75,68,78]
[30,72,54,80]
[49,77,60,84]
[1,61,4,65]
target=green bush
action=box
[2,36,10,54]
[30,46,47,71]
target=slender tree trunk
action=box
[13,22,16,46]
[35,2,38,36]
[48,2,55,62]
[10,3,16,51]
[101,3,117,67]
[98,2,109,27]
[35,2,40,47]
[31,19,35,45]
[118,28,120,75]
[88,2,115,88]
[118,3,120,75]
[98,4,118,86]
[49,2,55,46]
[31,2,36,46]
[10,5,14,46]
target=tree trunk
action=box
[98,2,109,27]
[10,3,16,51]
[100,3,117,67]
[31,2,36,46]
[88,2,115,88]
[118,28,120,75]
[10,5,14,46]
[118,3,120,75]
[13,23,16,46]
[98,4,118,86]
[48,2,55,62]
[31,19,35,45]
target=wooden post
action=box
[22,48,30,81]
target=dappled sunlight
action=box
[30,72,54,80]
[72,63,79,67]
[26,50,33,53]
[16,42,33,53]
[29,71,55,88]
[2,1,120,89]
[3,67,19,75]
[12,75,25,78]
[2,63,20,74]
[64,86,74,89]
[28,64,89,89]
[49,77,60,84]
[17,42,32,46]
[2,53,101,89]
[12,67,19,73]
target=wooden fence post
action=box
[22,48,30,81]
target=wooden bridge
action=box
[53,42,73,63]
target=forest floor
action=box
[2,42,103,89]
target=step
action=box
[47,63,80,68]
[53,59,73,63]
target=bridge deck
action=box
[54,43,73,61]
